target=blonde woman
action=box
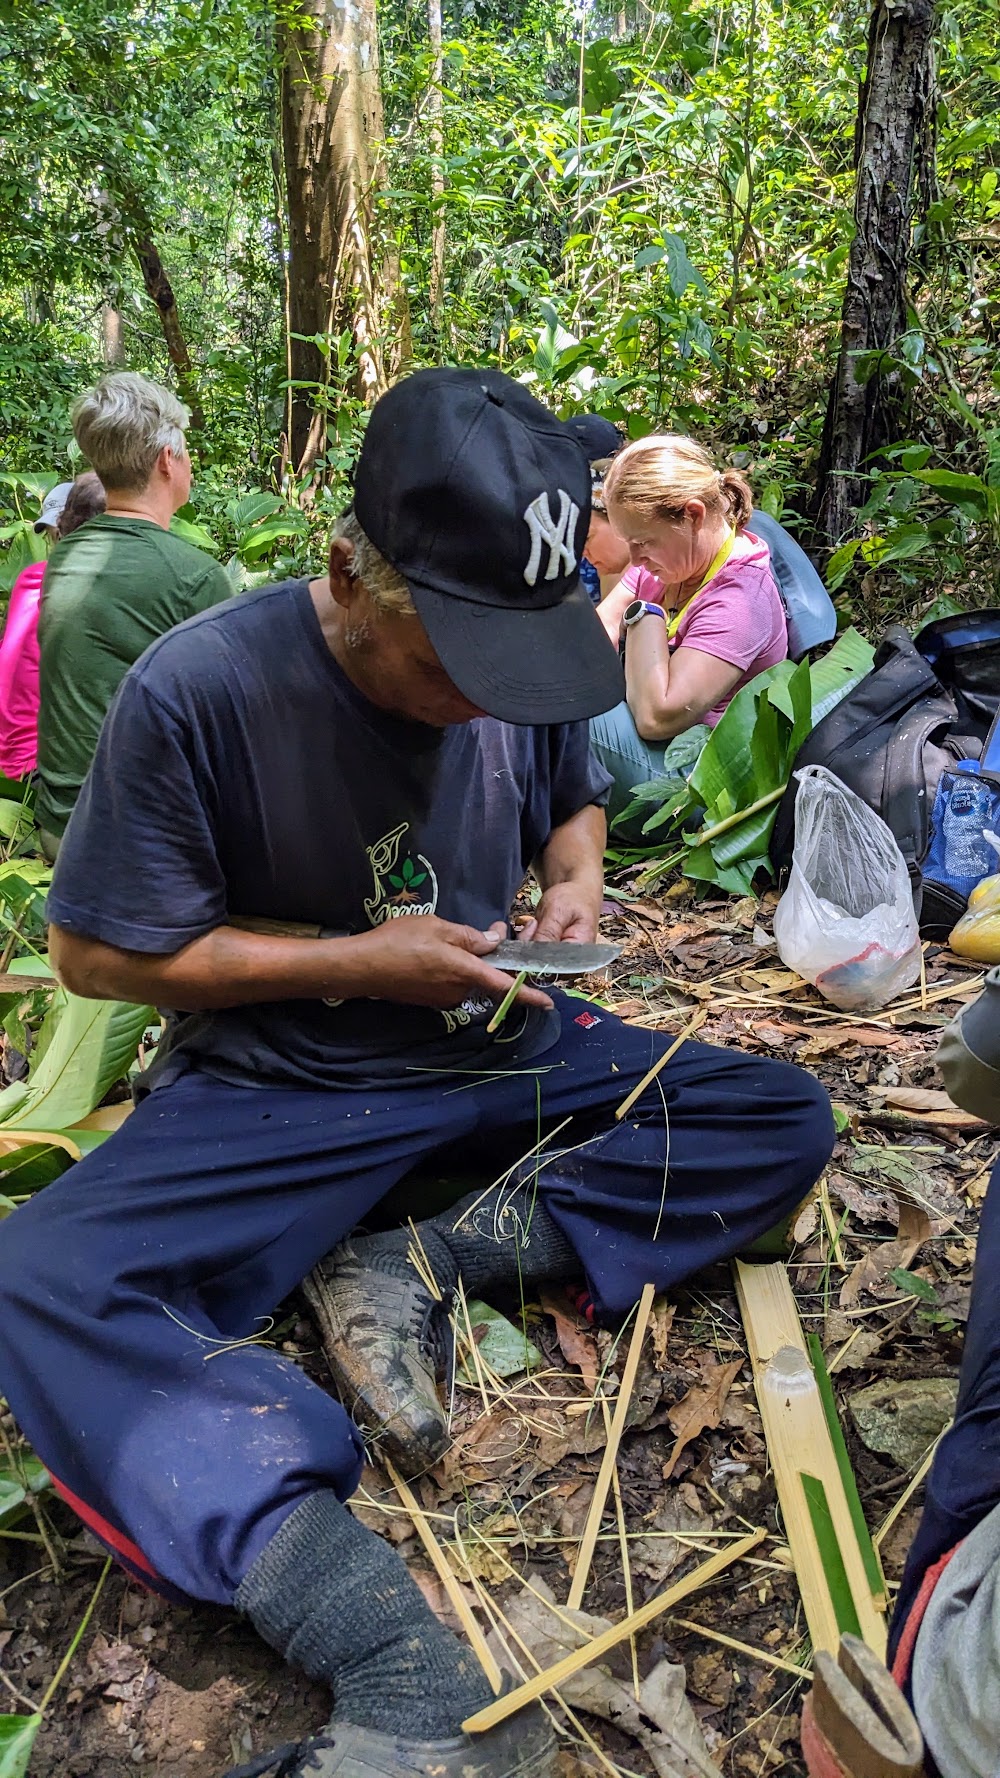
[590,435,788,827]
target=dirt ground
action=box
[0,887,992,1778]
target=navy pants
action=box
[889,1155,1000,1661]
[0,1000,833,1606]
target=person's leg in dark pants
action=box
[889,1155,1000,1671]
[318,997,836,1460]
[0,1069,525,1756]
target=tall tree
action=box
[818,0,937,544]
[426,0,446,338]
[279,0,394,472]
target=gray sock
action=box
[235,1491,491,1738]
[352,1181,578,1300]
[428,1179,578,1295]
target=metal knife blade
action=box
[492,940,621,977]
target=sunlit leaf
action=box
[0,1714,41,1778]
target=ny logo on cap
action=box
[523,490,579,586]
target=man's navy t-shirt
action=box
[48,579,612,1090]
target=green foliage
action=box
[459,1300,543,1381]
[0,1454,51,1530]
[617,628,876,893]
[0,0,997,612]
[0,1715,41,1778]
[0,994,154,1132]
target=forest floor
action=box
[1,883,993,1778]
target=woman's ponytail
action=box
[719,468,754,530]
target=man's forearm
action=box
[535,803,606,900]
[49,922,388,1011]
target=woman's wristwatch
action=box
[622,599,666,629]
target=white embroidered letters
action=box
[522,489,579,585]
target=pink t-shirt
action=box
[622,529,788,725]
[0,559,44,778]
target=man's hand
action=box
[522,803,606,947]
[517,884,599,944]
[340,917,553,1012]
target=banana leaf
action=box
[0,993,155,1131]
[620,628,875,892]
[0,1715,40,1778]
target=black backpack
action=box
[771,616,1000,938]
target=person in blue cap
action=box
[564,413,624,603]
[0,369,834,1778]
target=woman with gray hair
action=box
[36,372,231,856]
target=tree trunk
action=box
[427,0,446,337]
[818,0,937,544]
[279,0,394,474]
[131,232,206,433]
[101,303,125,366]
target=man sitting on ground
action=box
[36,370,230,856]
[0,370,834,1778]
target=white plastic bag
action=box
[773,765,922,1011]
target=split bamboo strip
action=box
[567,1283,656,1610]
[487,969,528,1034]
[733,1260,887,1660]
[384,1460,503,1694]
[462,1529,765,1733]
[873,1431,946,1553]
[615,1010,707,1121]
[464,1562,649,1778]
[602,1396,640,1698]
[818,1178,847,1272]
[667,1616,811,1680]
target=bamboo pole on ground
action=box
[733,1260,887,1659]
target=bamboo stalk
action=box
[384,1461,503,1694]
[733,1260,887,1659]
[487,970,528,1033]
[615,1010,707,1122]
[567,1284,656,1610]
[462,1530,765,1733]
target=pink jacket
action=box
[0,559,45,778]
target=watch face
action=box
[623,600,645,625]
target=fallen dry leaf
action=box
[630,1496,712,1584]
[797,1025,910,1058]
[870,1086,992,1129]
[500,1576,720,1778]
[540,1290,601,1393]
[839,1200,933,1308]
[662,1360,743,1481]
[792,1200,819,1245]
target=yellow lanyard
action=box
[665,528,736,639]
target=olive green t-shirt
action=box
[37,515,231,838]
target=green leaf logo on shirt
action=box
[388,857,428,892]
[365,822,439,925]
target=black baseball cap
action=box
[352,368,625,725]
[564,414,624,462]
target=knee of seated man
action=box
[757,1058,836,1178]
[0,1187,81,1310]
